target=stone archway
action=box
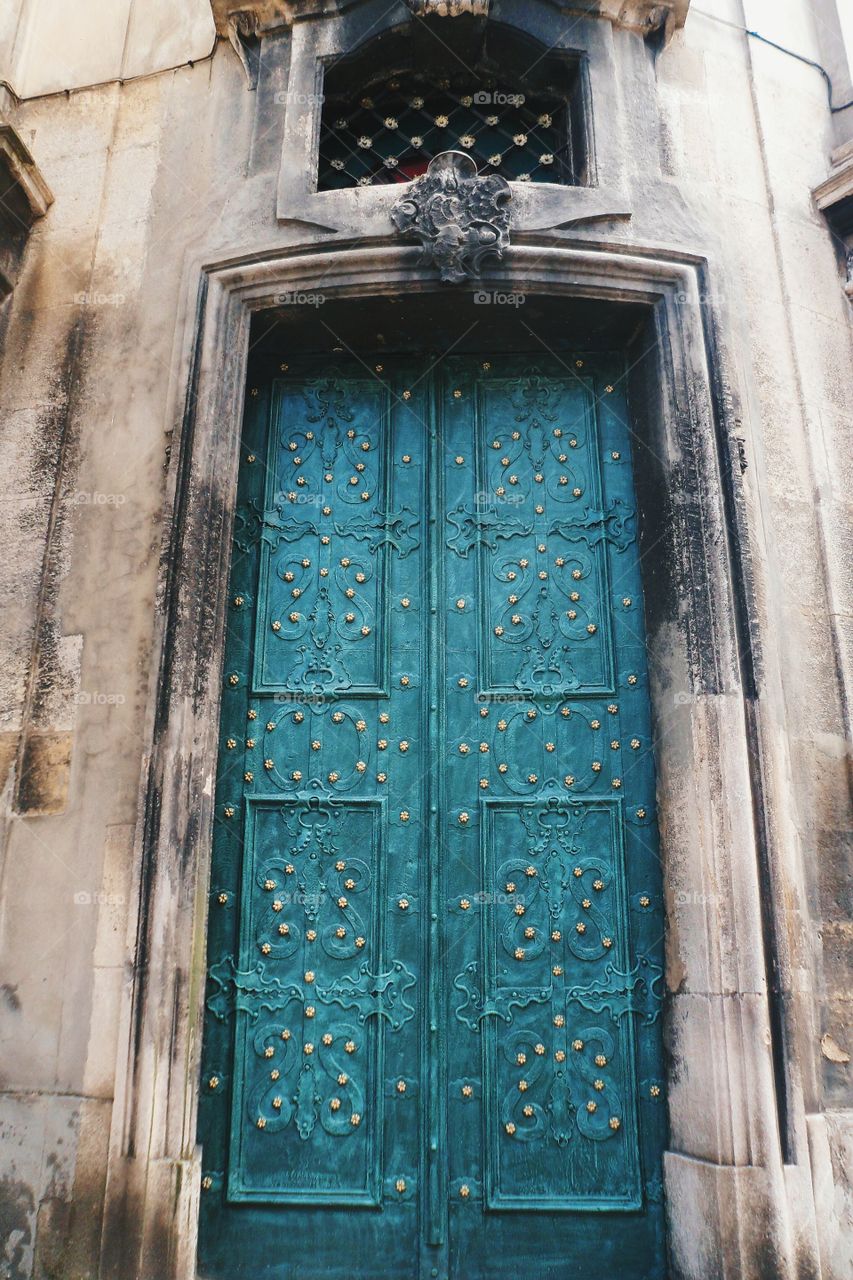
[98,242,811,1280]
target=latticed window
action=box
[316,23,589,192]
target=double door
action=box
[198,353,666,1279]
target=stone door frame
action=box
[98,241,821,1280]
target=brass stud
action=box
[456,598,466,609]
[459,1184,470,1198]
[330,1098,341,1111]
[401,597,411,608]
[462,1084,474,1097]
[637,807,647,819]
[396,1079,407,1093]
[398,898,410,910]
[401,676,410,687]
[551,929,562,941]
[264,759,274,770]
[377,773,387,783]
[228,674,239,686]
[455,456,465,465]
[305,1005,315,1018]
[246,738,255,748]
[350,1113,361,1127]
[650,1084,661,1098]
[264,1045,275,1058]
[223,806,235,818]
[281,1029,291,1040]
[602,937,613,949]
[505,1122,516,1135]
[514,947,525,960]
[322,1033,333,1045]
[453,389,462,399]
[256,1116,266,1128]
[640,895,651,908]
[355,936,365,948]
[564,775,575,788]
[201,1175,213,1190]
[208,1075,220,1090]
[576,922,586,934]
[523,1104,534,1117]
[304,1043,314,1055]
[595,1055,608,1067]
[217,891,228,905]
[609,1116,621,1130]
[586,1100,597,1113]
[396,1177,407,1192]
[244,771,254,783]
[458,812,469,825]
[345,1040,356,1053]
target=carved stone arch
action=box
[99,237,812,1280]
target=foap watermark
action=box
[74,690,126,706]
[472,90,525,106]
[474,488,525,508]
[73,290,126,307]
[274,489,325,507]
[273,691,327,705]
[70,491,127,506]
[273,91,325,107]
[473,290,526,307]
[275,290,326,308]
[74,891,126,906]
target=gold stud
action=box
[304,1043,314,1054]
[223,806,235,818]
[455,456,464,465]
[505,1122,516,1135]
[514,947,525,960]
[350,1113,361,1127]
[551,929,562,941]
[637,807,646,818]
[586,1100,597,1113]
[453,389,462,398]
[401,597,410,608]
[456,598,466,609]
[462,1083,474,1097]
[264,758,274,770]
[458,812,469,824]
[564,775,575,787]
[609,1116,621,1130]
[576,922,586,934]
[345,1040,356,1053]
[460,898,471,910]
[396,1177,407,1192]
[322,1033,333,1045]
[281,1029,291,1040]
[228,674,239,686]
[555,1049,566,1062]
[603,937,613,949]
[401,676,410,686]
[201,1175,213,1190]
[330,1097,341,1111]
[402,390,412,401]
[248,709,257,721]
[398,898,410,910]
[355,936,365,948]
[396,1079,407,1093]
[640,895,650,908]
[650,1084,661,1098]
[402,455,411,464]
[256,1116,266,1128]
[305,1005,315,1017]
[459,1184,470,1198]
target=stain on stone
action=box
[16,731,73,815]
[0,1176,36,1280]
[0,983,21,1013]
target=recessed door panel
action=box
[198,353,666,1280]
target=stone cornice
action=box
[210,0,689,40]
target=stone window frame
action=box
[275,1,634,236]
[97,235,816,1280]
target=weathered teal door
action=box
[198,353,666,1280]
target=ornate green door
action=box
[198,353,666,1280]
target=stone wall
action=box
[0,1,850,1277]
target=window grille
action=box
[318,73,572,191]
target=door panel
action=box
[198,353,666,1280]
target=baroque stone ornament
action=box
[391,151,512,284]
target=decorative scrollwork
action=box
[391,151,512,284]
